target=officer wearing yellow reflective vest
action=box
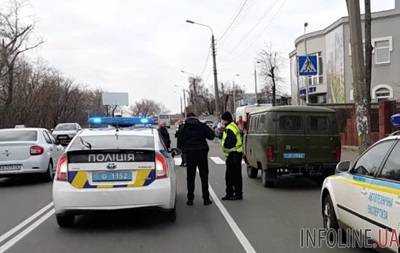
[220,111,243,201]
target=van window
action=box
[308,116,330,133]
[258,114,266,132]
[279,115,303,132]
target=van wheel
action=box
[261,169,276,188]
[56,213,75,228]
[247,166,258,178]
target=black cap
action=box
[186,112,196,118]
[221,111,233,122]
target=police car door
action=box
[372,140,400,251]
[335,140,395,236]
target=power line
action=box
[200,46,211,78]
[224,0,282,56]
[218,0,249,41]
[227,0,287,61]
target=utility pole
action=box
[269,66,276,106]
[304,22,309,104]
[254,63,258,105]
[211,34,220,116]
[183,89,187,118]
[346,0,371,152]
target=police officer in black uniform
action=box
[178,113,215,206]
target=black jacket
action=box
[178,117,215,152]
[223,128,237,150]
[158,126,171,149]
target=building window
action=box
[373,37,393,65]
[372,84,393,100]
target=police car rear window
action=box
[0,130,37,142]
[68,135,154,151]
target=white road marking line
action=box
[0,209,55,253]
[209,156,225,165]
[0,202,54,246]
[209,186,256,253]
[174,157,182,166]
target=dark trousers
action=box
[225,152,243,197]
[186,150,209,201]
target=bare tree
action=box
[130,99,165,116]
[0,0,43,108]
[257,44,285,106]
[346,0,371,152]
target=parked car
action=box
[0,128,64,181]
[244,106,341,187]
[51,123,82,146]
[321,133,400,252]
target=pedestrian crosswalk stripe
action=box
[209,157,225,165]
[174,157,182,166]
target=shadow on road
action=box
[0,175,48,187]
[67,208,175,232]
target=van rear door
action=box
[305,113,340,164]
[276,113,306,165]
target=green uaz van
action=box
[244,106,341,187]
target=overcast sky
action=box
[25,0,395,113]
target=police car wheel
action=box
[322,195,339,231]
[247,166,258,179]
[56,213,75,228]
[261,169,275,188]
[164,208,176,222]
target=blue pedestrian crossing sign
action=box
[298,55,318,76]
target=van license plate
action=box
[283,153,305,159]
[92,171,132,182]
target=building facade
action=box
[290,1,400,105]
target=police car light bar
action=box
[391,114,400,127]
[88,116,155,127]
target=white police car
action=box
[53,117,179,227]
[321,132,400,251]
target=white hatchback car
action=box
[53,127,178,227]
[321,134,400,252]
[0,128,64,181]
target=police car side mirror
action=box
[336,161,351,173]
[170,148,182,157]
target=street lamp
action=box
[186,19,220,117]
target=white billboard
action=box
[102,92,129,106]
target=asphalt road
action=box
[0,133,373,253]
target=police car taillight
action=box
[155,152,169,179]
[56,154,68,181]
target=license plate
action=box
[58,136,68,140]
[0,164,22,171]
[92,171,132,182]
[283,153,305,159]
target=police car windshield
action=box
[69,135,154,151]
[55,123,76,131]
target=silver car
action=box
[0,128,64,181]
[52,123,82,146]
